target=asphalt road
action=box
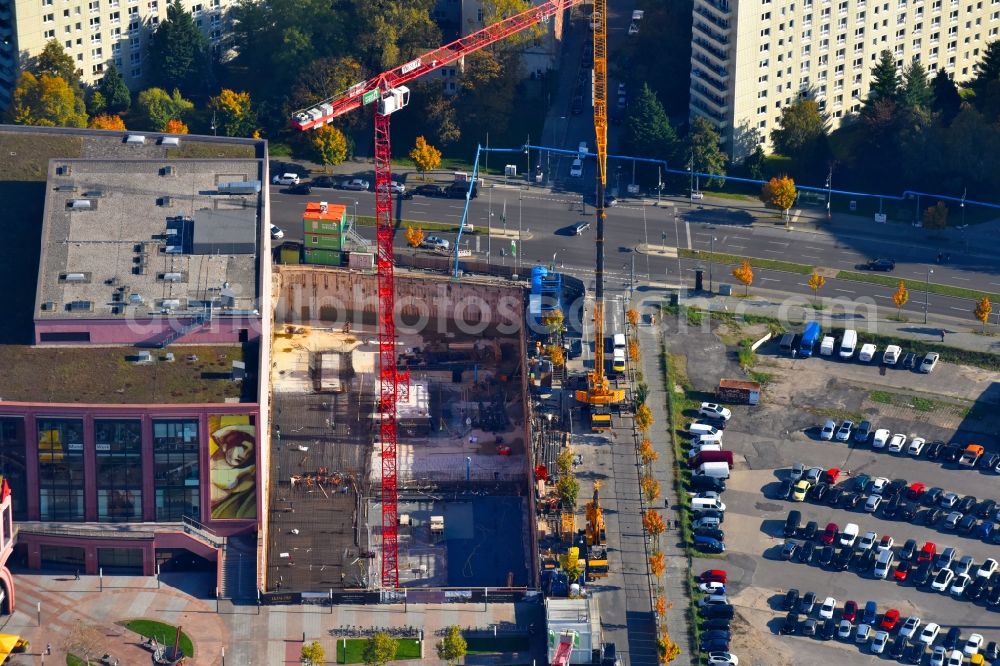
[270,183,998,322]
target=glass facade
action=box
[0,417,28,520]
[153,420,200,521]
[95,419,142,521]
[37,418,85,521]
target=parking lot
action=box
[671,319,1000,665]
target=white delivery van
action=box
[839,329,857,359]
[687,443,722,457]
[688,423,721,437]
[693,430,724,444]
[697,461,731,479]
[858,343,877,362]
[613,333,627,352]
[691,497,726,512]
[820,336,835,356]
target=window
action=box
[0,418,28,521]
[43,12,55,22]
[210,13,220,25]
[89,16,100,27]
[110,11,119,22]
[131,66,140,76]
[127,5,138,14]
[192,2,202,11]
[91,32,101,43]
[762,10,772,19]
[95,420,142,522]
[759,74,769,82]
[88,0,99,12]
[129,51,140,64]
[91,47,102,58]
[153,420,200,522]
[758,105,768,113]
[44,28,56,38]
[38,419,85,521]
[761,27,771,36]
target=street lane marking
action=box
[728,245,745,250]
[835,288,855,293]
[950,276,970,281]
[951,307,966,312]
[767,240,789,246]
[762,249,784,254]
[760,277,780,281]
[802,255,821,260]
[805,246,825,251]
[686,221,692,250]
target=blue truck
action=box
[798,321,821,357]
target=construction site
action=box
[265,266,537,592]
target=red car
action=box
[907,482,927,500]
[842,600,858,623]
[821,467,841,485]
[879,608,900,631]
[893,560,912,581]
[917,541,937,563]
[820,522,839,545]
[699,569,727,584]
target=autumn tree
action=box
[654,596,668,617]
[136,87,193,131]
[635,404,653,432]
[409,135,442,180]
[732,260,754,296]
[210,89,258,137]
[922,201,949,229]
[639,439,658,465]
[300,640,326,666]
[148,0,209,92]
[892,280,909,318]
[32,40,81,91]
[649,552,666,577]
[560,546,583,583]
[8,72,87,128]
[311,124,349,170]
[760,175,798,220]
[628,340,640,364]
[974,296,992,331]
[164,118,189,134]
[627,308,640,328]
[542,309,566,336]
[643,510,666,539]
[556,447,574,475]
[435,626,468,666]
[657,632,682,663]
[405,225,425,248]
[362,632,397,666]
[88,114,126,130]
[556,474,580,507]
[641,474,661,503]
[546,344,565,367]
[808,271,827,306]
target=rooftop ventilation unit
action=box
[160,137,180,147]
[128,293,145,305]
[217,180,262,195]
[65,300,93,312]
[40,301,56,311]
[158,196,173,207]
[55,185,78,193]
[59,272,88,283]
[164,246,183,254]
[67,199,93,210]
[56,165,72,176]
[161,165,176,176]
[125,134,146,145]
[161,272,183,282]
[160,299,180,309]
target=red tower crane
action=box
[292,0,585,589]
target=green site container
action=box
[304,248,343,266]
[304,218,344,234]
[304,233,343,251]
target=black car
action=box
[799,591,817,614]
[943,626,962,650]
[699,510,725,523]
[982,453,1000,471]
[859,258,896,271]
[882,495,902,518]
[815,545,834,567]
[412,184,447,197]
[855,420,872,442]
[889,636,908,659]
[809,483,830,503]
[309,175,338,188]
[285,182,312,194]
[903,642,925,664]
[985,640,1000,661]
[925,508,945,526]
[797,541,817,564]
[780,612,799,634]
[834,546,853,571]
[887,478,909,497]
[902,351,918,369]
[700,638,730,652]
[912,560,933,586]
[701,629,732,643]
[783,588,801,611]
[965,576,989,601]
[700,604,735,619]
[989,585,1000,607]
[694,527,726,541]
[958,513,978,533]
[784,510,802,538]
[819,618,837,641]
[926,441,945,460]
[856,550,877,573]
[825,487,845,507]
[445,183,478,199]
[702,618,732,632]
[975,499,997,518]
[897,503,917,522]
[924,487,945,506]
[941,444,962,463]
[690,476,727,492]
[800,521,819,541]
[842,492,864,509]
[899,538,918,561]
[780,541,799,561]
[957,495,978,515]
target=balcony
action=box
[691,82,727,107]
[691,96,727,122]
[699,0,731,13]
[693,37,730,63]
[695,5,731,30]
[692,66,728,94]
[694,21,729,44]
[693,52,729,78]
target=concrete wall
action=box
[276,266,524,335]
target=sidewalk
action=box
[637,323,695,666]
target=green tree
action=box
[361,631,397,666]
[87,90,108,116]
[423,86,461,146]
[148,0,209,92]
[770,97,828,160]
[931,69,963,125]
[311,124,349,170]
[868,50,900,103]
[458,49,520,136]
[31,40,81,91]
[683,116,727,187]
[899,61,932,111]
[481,0,542,46]
[300,640,325,666]
[136,87,194,131]
[623,84,677,158]
[972,39,1000,98]
[7,71,87,127]
[210,89,258,137]
[285,56,366,131]
[99,64,131,114]
[435,626,468,666]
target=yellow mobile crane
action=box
[575,0,625,425]
[584,481,609,579]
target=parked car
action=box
[840,523,859,547]
[819,596,837,620]
[340,178,370,191]
[413,184,448,197]
[900,616,922,640]
[919,622,942,645]
[569,159,583,177]
[908,437,927,456]
[894,560,912,581]
[900,539,918,561]
[699,403,732,420]
[779,540,798,561]
[820,419,836,440]
[931,568,955,592]
[835,420,853,441]
[820,522,839,545]
[285,182,312,194]
[856,623,872,644]
[799,591,817,614]
[421,235,450,251]
[310,175,338,188]
[888,433,908,453]
[872,630,890,654]
[943,626,962,650]
[902,351,918,369]
[272,172,300,185]
[699,569,728,584]
[855,420,872,442]
[865,494,882,513]
[694,535,726,553]
[837,619,854,641]
[872,429,891,448]
[783,588,800,611]
[842,600,858,622]
[780,612,799,635]
[880,609,900,631]
[920,352,940,373]
[270,224,285,240]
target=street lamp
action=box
[924,267,934,324]
[709,236,717,293]
[825,164,833,220]
[353,200,359,226]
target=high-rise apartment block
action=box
[0,0,232,109]
[690,0,996,159]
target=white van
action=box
[839,329,857,359]
[874,549,895,579]
[691,497,726,513]
[613,333,627,352]
[697,461,730,479]
[688,423,721,438]
[820,336,835,356]
[693,430,724,444]
[687,443,722,457]
[858,343,877,362]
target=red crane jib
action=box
[291,0,584,130]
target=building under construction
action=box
[265,266,538,592]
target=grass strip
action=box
[122,619,194,657]
[335,637,421,663]
[836,270,1000,303]
[355,215,477,234]
[678,249,815,274]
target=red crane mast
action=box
[292,0,585,589]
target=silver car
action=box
[919,352,939,373]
